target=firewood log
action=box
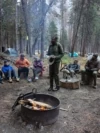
[32,106,40,110]
[19,99,52,109]
[27,99,52,109]
[18,100,30,105]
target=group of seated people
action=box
[0,53,99,89]
[62,53,99,89]
[0,54,44,84]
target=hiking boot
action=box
[0,81,3,84]
[35,77,39,80]
[80,81,85,85]
[16,78,19,82]
[27,78,32,82]
[48,87,53,91]
[9,78,12,83]
[53,86,60,91]
[93,85,97,89]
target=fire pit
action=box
[12,89,60,126]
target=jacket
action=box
[47,43,64,63]
[85,59,100,71]
[15,58,30,68]
[2,65,13,73]
[68,63,80,72]
[33,60,43,69]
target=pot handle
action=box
[12,93,24,111]
[32,88,37,95]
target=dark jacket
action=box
[85,59,100,71]
[47,43,64,63]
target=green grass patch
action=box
[61,54,72,64]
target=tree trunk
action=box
[19,26,23,53]
[0,1,3,52]
[21,0,32,57]
[15,2,19,51]
[40,0,46,59]
[61,0,65,50]
[71,0,85,57]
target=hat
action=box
[4,60,8,63]
[20,53,25,57]
[52,36,58,40]
[34,56,40,61]
[93,53,98,58]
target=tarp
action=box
[69,52,78,57]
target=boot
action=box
[53,86,60,91]
[48,87,53,91]
[9,78,12,83]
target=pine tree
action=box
[48,21,58,39]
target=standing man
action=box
[15,54,30,79]
[47,37,64,91]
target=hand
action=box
[50,55,56,58]
[85,67,89,70]
[91,68,96,71]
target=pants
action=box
[0,71,3,83]
[33,67,42,78]
[0,71,2,78]
[49,62,60,88]
[18,67,29,78]
[4,69,17,79]
[81,70,97,86]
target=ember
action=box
[19,99,52,111]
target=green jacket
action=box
[47,43,64,63]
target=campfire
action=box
[19,99,52,111]
[12,90,60,126]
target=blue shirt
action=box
[2,65,13,73]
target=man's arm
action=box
[15,60,19,68]
[75,65,80,71]
[91,61,100,71]
[47,45,51,56]
[67,64,71,70]
[26,59,30,67]
[85,61,89,70]
[55,44,64,59]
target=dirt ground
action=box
[0,66,100,133]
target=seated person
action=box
[81,54,99,88]
[15,54,30,79]
[32,57,44,80]
[2,60,19,83]
[68,60,80,73]
[63,60,80,78]
[0,69,3,84]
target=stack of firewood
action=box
[19,99,52,111]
